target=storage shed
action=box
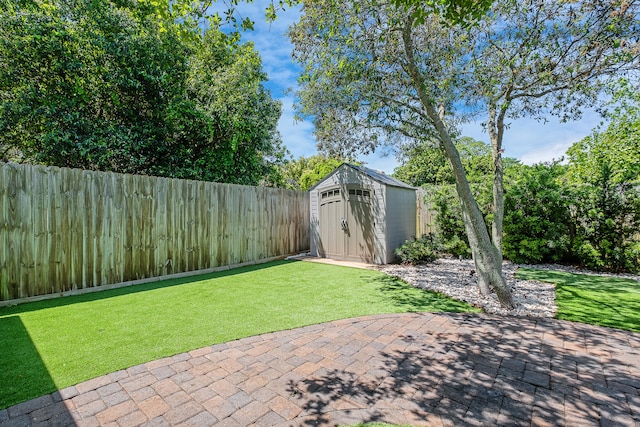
[310,163,416,264]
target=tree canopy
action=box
[289,0,639,308]
[566,81,640,186]
[393,137,520,186]
[279,155,350,190]
[0,0,284,185]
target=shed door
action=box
[318,186,374,262]
[319,188,344,259]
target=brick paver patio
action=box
[1,312,639,426]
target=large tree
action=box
[0,0,284,185]
[466,0,640,255]
[290,0,516,307]
[289,0,639,308]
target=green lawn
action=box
[517,268,640,332]
[0,260,478,409]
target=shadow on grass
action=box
[0,316,74,422]
[0,260,294,316]
[0,260,295,410]
[517,268,640,332]
[0,261,474,412]
[370,274,481,314]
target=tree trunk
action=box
[460,201,492,295]
[439,133,513,309]
[402,18,514,309]
[492,160,504,251]
[487,103,506,254]
[452,151,512,308]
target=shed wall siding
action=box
[310,164,415,265]
[372,183,386,265]
[384,187,418,263]
[310,190,320,257]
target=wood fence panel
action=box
[0,163,310,302]
[6,164,22,298]
[31,167,45,296]
[165,176,178,275]
[416,188,437,237]
[210,183,219,266]
[20,167,33,297]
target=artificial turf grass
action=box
[516,268,640,333]
[0,260,479,409]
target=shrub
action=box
[571,181,640,273]
[394,234,441,265]
[428,181,495,258]
[502,163,572,264]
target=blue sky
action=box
[229,2,604,174]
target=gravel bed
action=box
[377,258,638,318]
[378,258,555,317]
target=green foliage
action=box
[565,80,640,190]
[500,159,639,272]
[1,1,177,169]
[571,179,640,273]
[279,155,349,190]
[394,234,441,264]
[422,132,640,273]
[0,0,283,185]
[425,172,496,258]
[430,186,472,258]
[180,30,286,185]
[393,0,493,27]
[566,124,640,186]
[502,162,573,264]
[393,137,521,187]
[393,142,452,187]
[563,100,640,273]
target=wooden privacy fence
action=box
[416,188,436,237]
[0,162,310,302]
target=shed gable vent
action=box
[348,189,370,198]
[321,188,340,199]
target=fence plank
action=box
[416,189,436,237]
[208,183,218,269]
[0,165,8,300]
[0,162,310,302]
[18,166,32,297]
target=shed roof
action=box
[311,163,415,191]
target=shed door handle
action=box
[340,218,348,230]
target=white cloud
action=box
[208,3,607,171]
[214,3,302,97]
[277,97,316,158]
[264,66,298,93]
[519,141,573,165]
[460,109,603,165]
